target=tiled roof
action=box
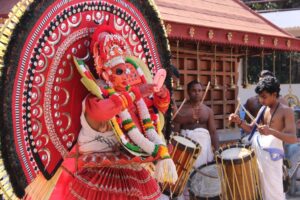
[155,0,300,51]
[1,0,300,50]
[155,0,293,38]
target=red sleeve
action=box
[85,95,122,121]
[153,89,170,114]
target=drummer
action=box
[244,70,287,124]
[229,76,297,200]
[173,80,219,168]
[241,70,287,138]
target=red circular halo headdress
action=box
[0,0,172,198]
[90,25,130,77]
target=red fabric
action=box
[144,98,153,107]
[66,167,161,200]
[122,92,134,108]
[49,169,74,200]
[49,145,160,200]
[85,95,123,121]
[77,151,156,168]
[85,90,170,121]
[153,89,170,114]
[150,113,158,121]
[130,87,142,101]
[49,146,79,200]
[90,25,117,54]
[110,94,124,109]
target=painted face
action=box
[188,83,203,102]
[258,91,277,106]
[109,63,142,91]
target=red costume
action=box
[50,26,176,200]
[0,1,176,199]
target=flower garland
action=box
[106,86,169,159]
[103,56,169,158]
[106,86,178,184]
[75,56,177,183]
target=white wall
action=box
[237,60,300,105]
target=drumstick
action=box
[238,99,259,127]
[228,101,240,128]
[172,98,187,120]
[234,101,241,115]
[200,81,210,105]
[171,97,179,111]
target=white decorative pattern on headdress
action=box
[104,56,125,68]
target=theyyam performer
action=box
[50,25,177,200]
[0,0,177,199]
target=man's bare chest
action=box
[183,107,209,120]
[263,110,284,130]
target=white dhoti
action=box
[181,128,214,168]
[252,132,285,200]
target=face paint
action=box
[110,63,142,91]
[91,29,143,91]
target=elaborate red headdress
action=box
[0,1,173,198]
[91,26,128,76]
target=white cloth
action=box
[78,98,118,154]
[158,194,169,200]
[158,190,189,200]
[181,128,214,168]
[252,132,285,200]
[241,134,254,145]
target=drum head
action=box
[221,147,251,160]
[216,144,255,164]
[189,163,221,199]
[173,135,196,148]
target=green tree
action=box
[247,52,300,84]
[242,1,300,84]
[243,0,300,11]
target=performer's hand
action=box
[258,125,272,135]
[154,85,168,98]
[138,83,156,97]
[228,113,241,124]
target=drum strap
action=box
[248,106,267,141]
